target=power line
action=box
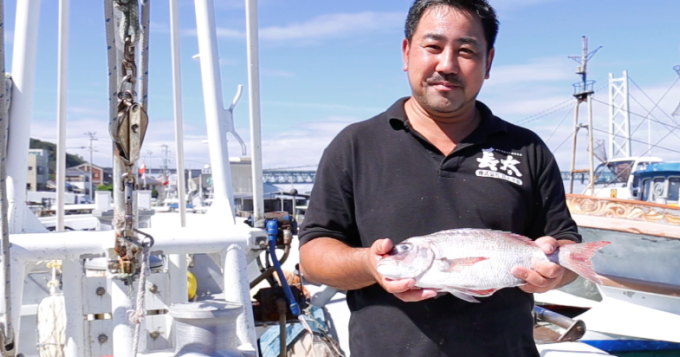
[513,99,573,125]
[629,75,680,125]
[590,126,680,155]
[544,105,575,144]
[590,97,680,136]
[85,131,97,200]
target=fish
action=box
[376,228,610,303]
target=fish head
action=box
[376,239,435,280]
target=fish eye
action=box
[396,243,411,253]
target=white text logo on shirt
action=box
[475,148,523,186]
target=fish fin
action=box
[559,241,611,284]
[439,289,480,303]
[437,257,488,272]
[460,288,498,297]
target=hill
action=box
[29,138,87,176]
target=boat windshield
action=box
[594,160,634,184]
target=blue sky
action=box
[11,0,680,172]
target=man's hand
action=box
[366,238,438,302]
[511,237,576,294]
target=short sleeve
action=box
[530,144,582,243]
[298,134,360,247]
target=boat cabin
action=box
[590,157,662,199]
[630,162,680,206]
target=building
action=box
[74,163,111,187]
[27,149,49,191]
[65,168,90,194]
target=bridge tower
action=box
[608,71,632,159]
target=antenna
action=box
[568,36,601,195]
[569,36,602,100]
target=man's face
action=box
[403,6,494,117]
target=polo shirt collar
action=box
[386,97,509,142]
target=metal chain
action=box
[109,0,149,277]
[118,36,137,108]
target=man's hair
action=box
[405,0,499,52]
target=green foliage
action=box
[151,187,158,198]
[29,138,87,174]
[97,184,113,191]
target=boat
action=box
[588,156,664,200]
[0,2,622,357]
[534,39,680,352]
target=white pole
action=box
[245,0,265,227]
[170,0,187,227]
[608,73,614,160]
[112,279,135,356]
[7,0,41,233]
[194,0,236,223]
[587,94,595,195]
[223,245,257,353]
[61,259,83,357]
[568,101,580,194]
[0,0,15,351]
[169,0,188,304]
[56,0,69,232]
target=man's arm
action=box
[299,237,438,301]
[512,237,578,293]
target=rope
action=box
[130,241,151,356]
[113,0,140,44]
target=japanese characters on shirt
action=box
[475,148,524,186]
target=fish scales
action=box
[376,228,610,303]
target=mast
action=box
[568,36,600,194]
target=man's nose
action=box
[435,49,459,74]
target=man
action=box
[298,0,581,356]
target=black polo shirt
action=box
[299,98,580,357]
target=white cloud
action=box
[150,21,170,34]
[4,30,13,45]
[486,57,574,87]
[259,12,404,42]
[215,28,244,39]
[189,11,405,43]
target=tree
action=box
[29,138,87,174]
[96,184,113,192]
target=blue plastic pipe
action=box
[266,220,301,316]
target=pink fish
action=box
[376,228,610,303]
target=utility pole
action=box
[568,36,601,195]
[85,131,98,201]
[145,150,152,190]
[160,144,170,203]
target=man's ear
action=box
[402,38,410,72]
[485,47,495,79]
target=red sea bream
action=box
[376,228,610,303]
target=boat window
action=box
[669,177,680,203]
[652,177,667,201]
[640,178,652,202]
[635,162,652,172]
[594,160,634,185]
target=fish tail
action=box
[558,241,611,284]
